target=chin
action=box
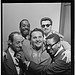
[36,45,41,48]
[44,31,49,34]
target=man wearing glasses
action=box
[16,33,71,75]
[40,17,71,63]
[40,17,64,40]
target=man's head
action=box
[40,17,52,35]
[30,28,44,50]
[46,33,60,56]
[8,32,24,53]
[19,19,30,38]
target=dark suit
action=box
[3,47,24,75]
[27,47,71,75]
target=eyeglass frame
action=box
[41,24,52,28]
[46,41,59,51]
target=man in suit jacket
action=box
[16,33,71,75]
[3,31,25,75]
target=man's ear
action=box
[57,42,61,47]
[7,40,12,45]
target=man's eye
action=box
[33,37,37,39]
[39,36,42,38]
[16,42,19,44]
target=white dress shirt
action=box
[8,47,20,75]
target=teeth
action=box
[36,42,40,44]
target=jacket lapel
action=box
[53,48,65,61]
[5,49,17,74]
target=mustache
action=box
[44,28,48,30]
[23,28,30,31]
[35,41,42,43]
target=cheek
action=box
[40,38,43,41]
[13,43,19,47]
[21,27,25,30]
[31,39,36,44]
[48,27,51,30]
[42,28,45,31]
[14,45,19,48]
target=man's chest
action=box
[31,50,51,64]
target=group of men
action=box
[2,17,71,75]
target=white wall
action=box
[63,5,71,44]
[3,3,61,50]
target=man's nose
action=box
[36,38,40,41]
[19,43,22,47]
[44,25,47,28]
[25,26,28,28]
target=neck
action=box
[22,34,29,39]
[31,45,42,51]
[44,30,51,36]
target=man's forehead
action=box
[32,31,42,36]
[47,38,55,45]
[42,20,51,24]
[14,34,23,40]
[22,20,29,25]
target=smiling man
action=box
[29,28,50,64]
[3,31,25,75]
[19,19,30,40]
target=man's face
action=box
[41,20,52,35]
[20,20,30,36]
[11,34,24,53]
[46,38,59,56]
[31,31,44,50]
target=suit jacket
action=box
[28,48,71,75]
[3,47,24,75]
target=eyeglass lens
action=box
[41,24,51,28]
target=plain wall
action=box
[59,3,71,44]
[2,3,61,50]
[63,4,71,44]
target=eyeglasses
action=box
[41,24,52,28]
[46,41,59,50]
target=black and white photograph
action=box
[2,2,72,75]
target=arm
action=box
[3,51,7,61]
[60,41,71,63]
[52,31,71,63]
[52,30,64,39]
[28,58,70,75]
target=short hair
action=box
[46,33,60,43]
[19,19,30,28]
[8,31,21,43]
[30,28,44,40]
[40,17,52,25]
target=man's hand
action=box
[62,50,71,63]
[3,51,7,60]
[16,51,26,63]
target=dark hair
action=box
[19,19,30,28]
[30,28,44,40]
[46,33,60,43]
[40,17,52,25]
[8,31,21,43]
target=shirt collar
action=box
[8,47,15,57]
